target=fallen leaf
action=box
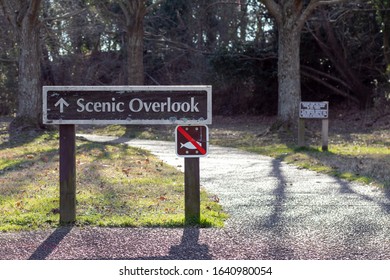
[41,156,49,162]
[122,168,131,176]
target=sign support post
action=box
[298,101,329,151]
[59,124,76,224]
[298,119,305,147]
[321,119,329,151]
[184,158,200,225]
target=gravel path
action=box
[1,134,390,260]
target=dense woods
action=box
[0,0,389,129]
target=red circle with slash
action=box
[175,125,209,157]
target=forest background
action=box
[0,0,390,130]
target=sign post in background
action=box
[298,101,329,151]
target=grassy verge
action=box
[0,126,227,232]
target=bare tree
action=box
[373,0,390,69]
[259,0,347,124]
[116,0,165,85]
[0,0,42,130]
[304,6,375,107]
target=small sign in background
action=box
[298,101,329,151]
[300,101,328,119]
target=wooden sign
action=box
[42,85,212,226]
[43,85,212,125]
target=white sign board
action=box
[300,101,328,119]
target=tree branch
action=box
[301,65,352,91]
[43,8,87,22]
[259,0,282,25]
[0,0,17,28]
[118,2,131,26]
[146,0,165,14]
[0,57,17,63]
[297,0,348,29]
[317,0,349,5]
[301,69,359,103]
[29,0,42,19]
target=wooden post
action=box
[322,119,329,151]
[298,118,305,147]
[59,125,76,224]
[184,158,200,225]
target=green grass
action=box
[0,130,227,232]
[252,143,388,188]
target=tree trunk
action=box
[119,0,146,85]
[126,22,144,85]
[121,0,165,85]
[261,0,303,124]
[17,19,42,124]
[277,24,301,123]
[9,0,43,131]
[261,0,347,124]
[382,10,390,72]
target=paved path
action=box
[78,135,390,259]
[1,135,390,259]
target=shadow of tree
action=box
[258,159,295,259]
[254,154,390,259]
[263,159,287,228]
[0,129,56,151]
[284,143,390,188]
[334,176,390,214]
[0,137,185,229]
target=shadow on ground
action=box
[29,226,73,260]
